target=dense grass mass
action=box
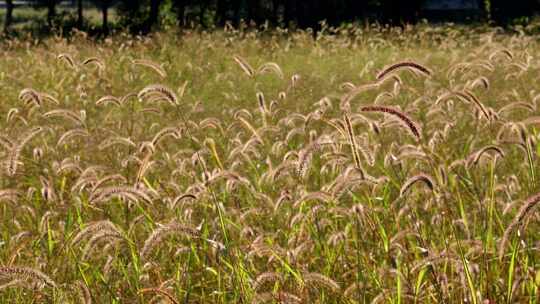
[0,24,539,303]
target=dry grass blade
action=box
[0,266,57,289]
[96,95,121,106]
[139,287,179,304]
[303,272,341,293]
[252,292,302,304]
[466,145,505,167]
[499,192,540,260]
[43,109,85,125]
[360,105,421,140]
[132,59,167,78]
[138,84,179,105]
[57,53,77,69]
[400,173,435,197]
[257,62,284,78]
[18,88,42,106]
[376,60,432,80]
[82,57,105,70]
[343,113,363,172]
[233,55,255,77]
[141,221,200,259]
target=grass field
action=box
[0,23,539,303]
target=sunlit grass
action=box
[0,23,538,303]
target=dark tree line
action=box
[491,0,540,23]
[3,0,540,34]
[117,0,540,32]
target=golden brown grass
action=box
[0,23,538,303]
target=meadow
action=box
[0,23,539,303]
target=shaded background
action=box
[1,0,540,35]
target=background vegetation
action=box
[2,0,540,35]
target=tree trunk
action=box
[199,1,207,27]
[381,0,400,26]
[216,0,227,26]
[297,1,307,28]
[47,1,56,28]
[491,0,537,24]
[148,0,161,30]
[248,0,262,25]
[322,0,336,25]
[346,0,365,22]
[102,4,109,34]
[283,0,296,26]
[296,0,320,31]
[270,0,279,25]
[77,0,83,28]
[4,0,14,32]
[232,0,242,26]
[310,0,322,37]
[175,0,185,26]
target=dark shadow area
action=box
[0,0,539,38]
